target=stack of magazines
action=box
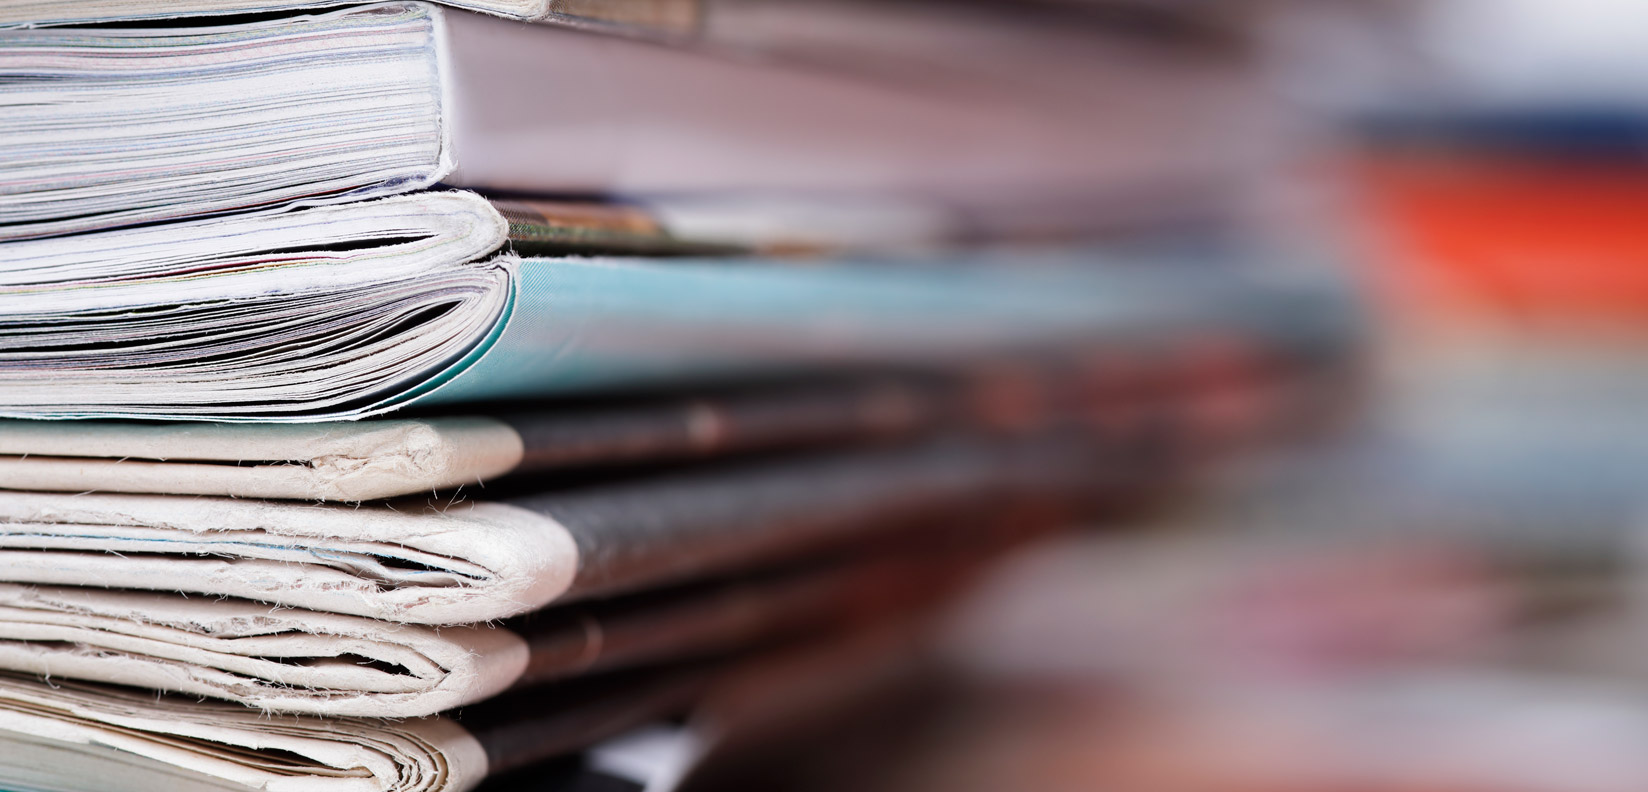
[0,2,1359,790]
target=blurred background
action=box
[670,2,1648,790]
[493,1,1648,789]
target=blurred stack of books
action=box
[0,1,1357,789]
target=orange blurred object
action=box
[1355,155,1648,325]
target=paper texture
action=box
[0,438,1093,623]
[0,237,1354,421]
[0,660,720,791]
[0,3,449,241]
[0,671,488,792]
[0,0,706,30]
[0,418,525,501]
[0,549,972,717]
[0,495,579,624]
[0,375,947,500]
[0,190,514,420]
[0,584,529,718]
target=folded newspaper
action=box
[0,437,1103,624]
[0,377,938,501]
[0,547,969,717]
[0,317,1350,502]
[0,189,1347,421]
[0,666,707,792]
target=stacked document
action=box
[0,1,1358,790]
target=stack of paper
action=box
[0,2,1359,789]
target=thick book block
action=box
[0,0,698,28]
[0,2,1147,242]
